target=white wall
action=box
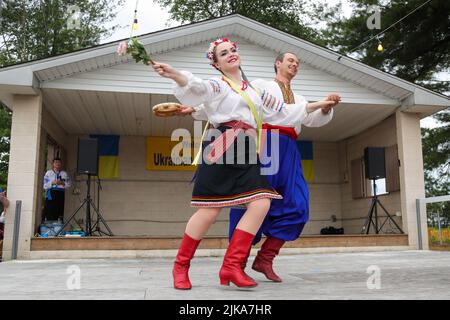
[43,38,397,106]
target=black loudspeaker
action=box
[364,147,386,179]
[77,138,99,175]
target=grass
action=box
[428,227,450,250]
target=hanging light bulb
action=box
[376,36,383,52]
[132,6,139,31]
[129,1,140,36]
[377,42,384,52]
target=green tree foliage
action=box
[322,0,449,222]
[0,0,124,187]
[422,109,450,224]
[322,0,450,94]
[0,0,124,65]
[0,104,11,189]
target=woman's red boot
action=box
[219,229,258,288]
[173,233,201,290]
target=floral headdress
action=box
[206,38,237,65]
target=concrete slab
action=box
[0,250,449,300]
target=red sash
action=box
[205,121,256,164]
[262,123,298,140]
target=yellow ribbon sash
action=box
[222,76,263,153]
[192,77,263,166]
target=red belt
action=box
[262,123,298,140]
[205,121,256,164]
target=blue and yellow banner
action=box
[90,135,120,179]
[297,140,314,182]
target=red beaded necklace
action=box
[222,77,248,91]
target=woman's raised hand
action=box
[152,62,178,79]
[152,62,188,87]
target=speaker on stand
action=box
[361,147,403,234]
[364,147,386,180]
[56,138,113,237]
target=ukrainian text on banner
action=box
[90,135,120,179]
[297,140,314,182]
[146,137,197,171]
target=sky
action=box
[103,0,448,129]
[103,1,175,43]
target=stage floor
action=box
[1,250,449,300]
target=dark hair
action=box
[211,44,229,70]
[52,158,62,163]
[274,52,299,74]
[211,46,220,71]
[274,53,286,74]
[240,66,255,90]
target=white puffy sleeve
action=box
[258,89,309,126]
[173,71,229,109]
[191,104,209,121]
[300,94,334,127]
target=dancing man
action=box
[228,52,341,282]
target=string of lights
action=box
[347,0,434,55]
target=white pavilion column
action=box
[396,110,428,249]
[3,94,43,260]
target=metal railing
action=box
[12,200,22,260]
